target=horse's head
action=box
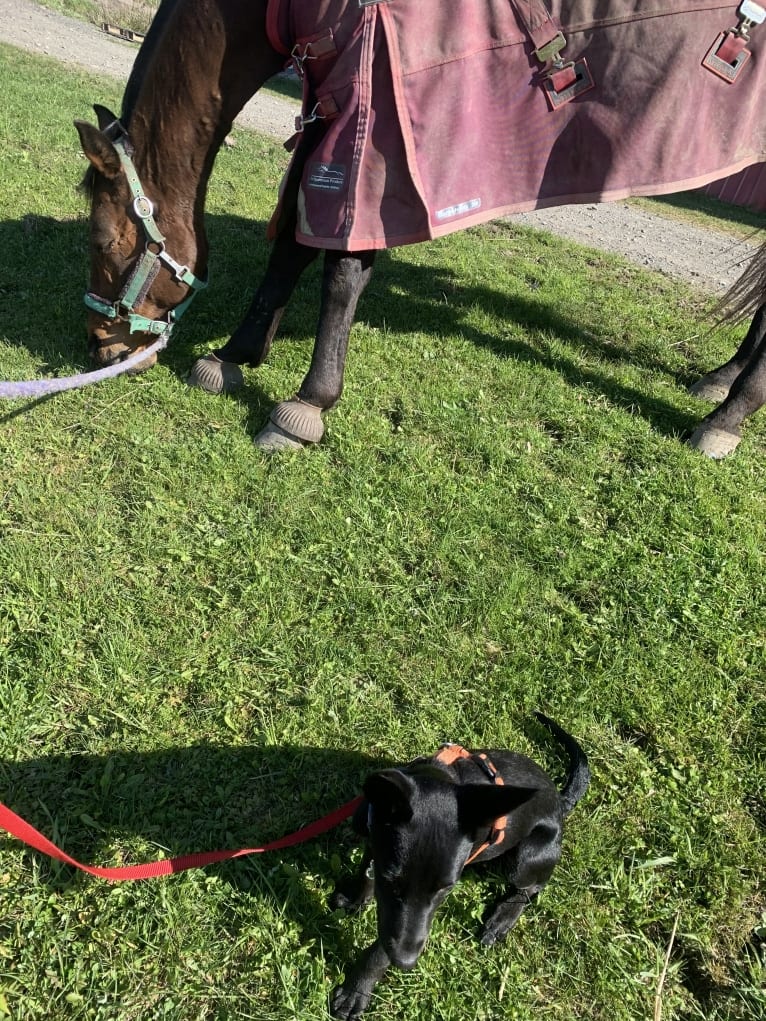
[75,105,207,368]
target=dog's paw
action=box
[482,910,518,947]
[330,881,373,914]
[479,915,513,946]
[330,982,373,1020]
[330,888,353,911]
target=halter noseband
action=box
[84,127,207,339]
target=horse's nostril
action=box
[88,336,100,360]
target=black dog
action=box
[330,713,589,1019]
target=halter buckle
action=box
[133,195,155,220]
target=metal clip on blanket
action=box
[703,0,765,83]
[510,1,594,109]
[535,31,594,110]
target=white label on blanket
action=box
[435,198,481,221]
[308,163,346,192]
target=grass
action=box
[37,0,158,34]
[1,41,765,1021]
[635,194,765,243]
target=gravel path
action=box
[1,0,759,293]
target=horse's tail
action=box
[715,237,766,326]
[533,712,590,817]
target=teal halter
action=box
[84,133,207,338]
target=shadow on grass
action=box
[0,742,395,970]
[0,209,736,439]
[0,742,384,884]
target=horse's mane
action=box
[79,0,183,193]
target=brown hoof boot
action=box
[187,354,244,394]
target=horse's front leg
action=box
[254,249,376,451]
[689,302,766,458]
[187,215,320,394]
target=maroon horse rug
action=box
[266,0,766,251]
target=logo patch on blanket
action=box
[308,164,346,193]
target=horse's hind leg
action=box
[689,303,766,458]
[254,248,376,451]
[689,304,766,403]
[188,214,320,394]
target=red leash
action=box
[0,795,363,882]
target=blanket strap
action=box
[508,0,595,109]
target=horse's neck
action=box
[127,0,276,235]
[130,56,231,220]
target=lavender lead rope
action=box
[0,334,169,400]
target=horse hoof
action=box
[688,425,741,459]
[253,421,306,452]
[688,377,730,403]
[253,399,325,452]
[187,354,244,394]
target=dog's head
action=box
[361,767,536,969]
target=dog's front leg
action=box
[480,885,540,945]
[331,942,391,1020]
[330,850,374,914]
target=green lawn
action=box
[0,42,764,1021]
[36,0,159,34]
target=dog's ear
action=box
[457,784,537,833]
[363,769,415,825]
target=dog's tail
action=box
[534,712,590,816]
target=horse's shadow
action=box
[0,210,710,437]
[0,742,387,959]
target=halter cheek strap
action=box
[435,744,508,865]
[84,134,208,338]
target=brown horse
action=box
[76,0,766,458]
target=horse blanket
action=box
[266,1,766,251]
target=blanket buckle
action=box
[290,29,337,77]
[703,0,764,82]
[294,97,340,134]
[534,31,595,109]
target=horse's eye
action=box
[92,233,115,254]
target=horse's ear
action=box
[74,120,122,179]
[93,104,120,133]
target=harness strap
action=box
[509,0,565,58]
[435,744,507,865]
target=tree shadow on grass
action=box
[0,210,727,440]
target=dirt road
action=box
[0,0,760,293]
